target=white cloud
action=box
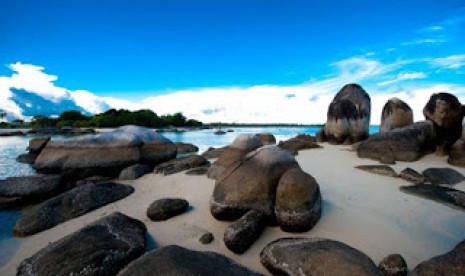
[377,72,427,86]
[402,38,447,46]
[431,54,465,69]
[427,25,444,31]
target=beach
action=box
[1,143,465,275]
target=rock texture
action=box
[275,168,322,232]
[422,168,465,185]
[175,142,199,154]
[224,210,266,254]
[278,134,321,155]
[199,232,214,244]
[14,183,134,236]
[201,147,227,159]
[380,98,414,133]
[378,254,408,276]
[28,137,51,154]
[320,84,371,144]
[412,239,465,276]
[118,245,260,276]
[154,155,209,175]
[355,165,398,177]
[399,168,426,184]
[17,212,146,276]
[260,238,381,276]
[357,121,436,164]
[146,198,189,221]
[255,133,276,145]
[448,139,465,167]
[210,146,299,221]
[186,165,210,175]
[16,153,38,164]
[400,184,465,211]
[119,164,152,180]
[75,175,112,186]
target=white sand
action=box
[2,144,465,275]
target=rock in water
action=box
[260,238,381,276]
[154,155,209,175]
[275,168,322,232]
[16,153,38,164]
[380,98,413,133]
[357,121,436,164]
[119,163,152,180]
[174,142,199,154]
[255,133,276,145]
[400,184,465,211]
[399,168,426,184]
[146,198,189,221]
[224,210,266,254]
[17,212,146,276]
[355,165,398,177]
[210,146,299,221]
[201,146,227,159]
[321,83,371,144]
[378,254,408,276]
[118,245,261,276]
[13,183,134,236]
[412,239,465,276]
[28,137,51,154]
[422,168,465,185]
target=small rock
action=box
[119,163,152,180]
[400,184,465,211]
[199,232,214,244]
[175,142,199,154]
[224,210,266,254]
[355,165,398,177]
[399,168,426,184]
[154,155,209,175]
[201,147,227,159]
[16,153,38,164]
[422,168,465,185]
[378,254,408,276]
[147,198,189,221]
[186,165,210,175]
[412,239,465,276]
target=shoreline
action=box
[1,143,465,274]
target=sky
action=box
[1,0,465,124]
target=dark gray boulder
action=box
[260,238,381,276]
[16,153,38,164]
[399,168,427,184]
[13,183,134,236]
[175,142,199,154]
[28,137,51,154]
[278,134,321,155]
[119,163,152,180]
[412,239,465,276]
[275,168,322,232]
[355,165,398,177]
[380,98,413,133]
[154,155,209,175]
[255,133,276,145]
[75,175,112,186]
[378,254,408,276]
[224,210,266,254]
[118,245,260,276]
[400,184,465,211]
[17,212,146,276]
[199,232,214,244]
[422,168,465,185]
[147,198,189,221]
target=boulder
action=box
[357,121,436,164]
[154,155,209,175]
[322,84,371,144]
[412,239,465,276]
[210,146,299,221]
[119,163,152,180]
[355,165,398,177]
[275,168,322,232]
[400,184,465,211]
[175,142,199,154]
[13,183,134,236]
[199,232,214,244]
[422,168,465,185]
[448,139,465,167]
[380,98,414,133]
[0,175,68,210]
[201,146,227,159]
[139,141,177,165]
[75,175,112,186]
[260,238,381,276]
[186,165,210,176]
[17,212,146,276]
[230,134,263,151]
[423,93,464,155]
[118,245,260,276]
[378,254,408,276]
[255,133,276,145]
[28,137,51,154]
[146,198,189,221]
[399,168,427,184]
[224,210,266,254]
[278,134,321,155]
[16,153,38,164]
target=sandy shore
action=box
[2,144,465,275]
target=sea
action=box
[0,126,379,266]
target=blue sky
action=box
[1,0,465,123]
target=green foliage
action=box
[58,110,89,121]
[30,115,58,127]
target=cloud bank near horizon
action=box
[1,54,465,125]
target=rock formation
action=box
[380,98,413,133]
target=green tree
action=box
[59,110,89,121]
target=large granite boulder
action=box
[201,146,227,159]
[423,93,464,155]
[412,239,465,276]
[16,153,38,164]
[28,137,51,154]
[255,133,276,145]
[34,125,174,179]
[380,98,414,133]
[448,139,465,167]
[174,142,199,154]
[118,245,260,276]
[224,210,266,254]
[0,175,69,210]
[357,121,436,164]
[278,134,321,155]
[275,168,322,232]
[119,163,152,180]
[154,155,209,175]
[260,238,381,276]
[210,146,299,221]
[17,212,146,276]
[13,183,134,236]
[400,184,465,211]
[320,84,371,144]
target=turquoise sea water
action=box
[0,126,379,267]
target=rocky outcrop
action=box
[146,198,189,221]
[75,175,112,186]
[28,137,51,154]
[224,210,266,254]
[17,212,146,276]
[154,155,209,175]
[448,139,465,167]
[119,164,152,180]
[380,98,413,133]
[400,184,465,211]
[0,175,69,210]
[278,134,321,155]
[422,168,465,185]
[260,238,381,276]
[320,84,371,144]
[174,142,199,154]
[210,146,299,221]
[186,165,210,175]
[255,133,276,145]
[355,165,398,177]
[118,245,260,276]
[399,168,426,184]
[357,121,436,164]
[13,183,134,236]
[423,93,464,155]
[378,254,408,276]
[201,147,227,159]
[16,153,38,164]
[275,168,322,232]
[412,239,465,276]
